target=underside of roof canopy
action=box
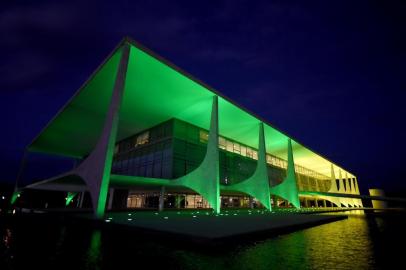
[28,38,355,179]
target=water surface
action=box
[1,211,405,269]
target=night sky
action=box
[1,0,405,193]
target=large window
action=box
[226,140,233,152]
[246,147,253,158]
[185,195,209,208]
[252,150,258,160]
[281,160,287,169]
[135,131,149,147]
[114,119,331,185]
[233,142,241,154]
[240,145,247,157]
[113,134,172,179]
[127,194,145,208]
[199,130,209,143]
[219,137,226,150]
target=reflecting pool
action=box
[1,211,405,269]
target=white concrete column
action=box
[107,188,114,210]
[159,186,165,211]
[74,41,130,219]
[249,197,254,209]
[77,191,85,208]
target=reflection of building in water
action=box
[86,230,102,268]
[2,228,14,266]
[22,37,364,217]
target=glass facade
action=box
[112,118,332,194]
[127,192,260,209]
[112,120,173,178]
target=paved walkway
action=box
[95,209,348,240]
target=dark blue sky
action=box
[1,0,405,193]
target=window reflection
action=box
[135,131,149,147]
[113,118,332,194]
[219,137,226,150]
[226,140,233,152]
[199,130,208,143]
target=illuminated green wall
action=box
[269,139,300,208]
[222,123,271,210]
[26,39,359,215]
[29,40,356,179]
[171,96,220,213]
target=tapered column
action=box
[10,151,27,207]
[354,178,363,207]
[269,139,300,208]
[78,191,85,208]
[345,172,356,207]
[175,195,182,208]
[354,178,360,194]
[173,96,220,213]
[338,170,349,207]
[329,164,339,192]
[158,186,165,211]
[249,197,254,209]
[107,188,115,210]
[328,166,352,208]
[346,172,352,193]
[327,164,341,207]
[338,169,346,193]
[74,42,130,218]
[222,122,271,210]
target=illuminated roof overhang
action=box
[28,38,355,178]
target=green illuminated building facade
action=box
[23,38,362,218]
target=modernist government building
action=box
[24,38,362,217]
